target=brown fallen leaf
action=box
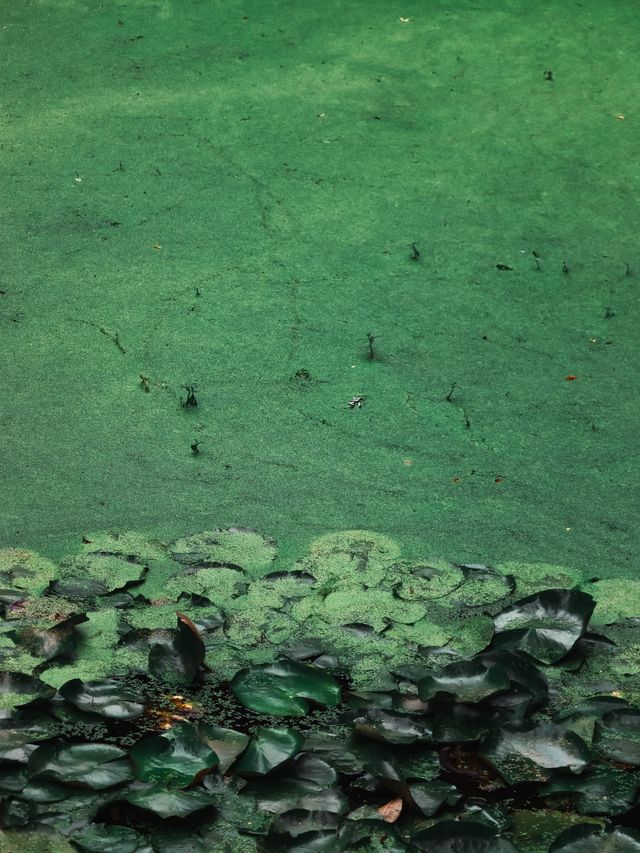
[377,797,403,823]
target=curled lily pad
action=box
[148,612,205,686]
[408,780,461,817]
[480,722,591,784]
[0,672,56,711]
[550,825,640,853]
[353,710,432,745]
[411,821,520,852]
[27,742,133,789]
[418,660,510,704]
[7,614,88,663]
[131,722,218,788]
[233,727,303,777]
[454,564,515,607]
[198,724,249,773]
[593,708,640,764]
[492,589,595,664]
[230,660,340,717]
[59,678,144,720]
[542,767,640,815]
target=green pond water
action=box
[1,1,640,850]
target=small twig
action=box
[445,383,457,402]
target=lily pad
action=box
[550,825,640,853]
[233,727,304,777]
[480,722,591,784]
[131,722,219,788]
[27,742,133,789]
[8,614,88,664]
[418,660,511,703]
[198,723,249,773]
[353,710,432,745]
[492,589,595,664]
[593,709,640,764]
[0,672,56,711]
[409,780,461,817]
[148,612,205,686]
[71,823,149,853]
[55,554,147,595]
[168,528,276,576]
[0,550,57,596]
[410,821,521,852]
[59,678,144,720]
[122,784,216,818]
[230,660,340,716]
[542,767,640,815]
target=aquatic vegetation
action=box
[1,528,640,850]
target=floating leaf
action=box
[131,722,218,788]
[7,614,88,663]
[418,660,511,704]
[0,672,56,711]
[122,784,216,818]
[593,709,640,764]
[168,528,276,576]
[198,723,249,773]
[543,767,640,815]
[55,554,147,595]
[231,660,340,716]
[28,743,133,789]
[148,612,205,686]
[411,821,520,852]
[550,825,640,853]
[71,823,148,853]
[353,710,432,745]
[492,589,595,664]
[59,678,144,720]
[233,727,303,777]
[409,780,461,817]
[480,722,591,784]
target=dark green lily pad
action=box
[410,821,520,852]
[480,722,591,784]
[409,780,461,817]
[148,612,205,686]
[418,660,511,704]
[542,767,640,815]
[122,784,216,818]
[492,589,595,664]
[233,727,304,777]
[27,742,133,789]
[550,825,640,853]
[131,722,218,788]
[353,710,432,745]
[593,709,640,764]
[230,660,340,716]
[71,823,149,853]
[59,678,144,720]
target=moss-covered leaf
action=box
[198,723,249,773]
[122,784,216,818]
[549,825,640,853]
[410,821,521,852]
[480,722,591,784]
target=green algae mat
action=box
[1,0,640,850]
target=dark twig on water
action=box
[182,385,198,407]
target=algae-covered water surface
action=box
[1,1,639,850]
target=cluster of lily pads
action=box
[1,529,640,851]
